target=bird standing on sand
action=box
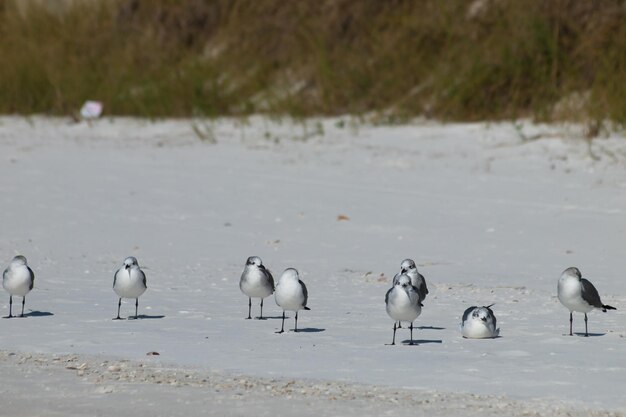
[3,255,35,318]
[274,268,310,333]
[113,256,147,320]
[557,267,616,337]
[385,274,421,345]
[460,305,499,339]
[240,256,274,319]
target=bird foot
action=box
[275,330,284,334]
[255,316,267,320]
[112,317,123,320]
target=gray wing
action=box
[419,272,429,295]
[27,266,35,290]
[3,267,8,284]
[260,265,275,290]
[385,287,393,305]
[299,279,308,307]
[485,305,497,329]
[462,306,476,323]
[113,269,118,288]
[580,278,603,308]
[141,269,147,288]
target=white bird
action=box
[385,274,421,345]
[113,256,147,320]
[557,267,616,337]
[460,305,499,339]
[3,255,35,318]
[392,259,429,302]
[240,256,275,320]
[392,258,428,328]
[274,268,310,333]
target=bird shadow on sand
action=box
[417,326,445,330]
[573,332,605,337]
[293,328,326,333]
[23,311,54,317]
[132,314,165,320]
[257,315,285,320]
[401,339,443,345]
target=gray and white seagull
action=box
[385,274,421,345]
[113,256,147,320]
[274,268,310,333]
[557,267,616,337]
[392,258,428,328]
[239,256,275,319]
[392,259,429,302]
[460,304,499,339]
[2,255,35,318]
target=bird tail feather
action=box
[602,304,616,312]
[304,306,311,311]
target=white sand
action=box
[0,116,625,415]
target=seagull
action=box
[2,255,35,318]
[392,259,429,302]
[239,256,275,319]
[557,267,616,337]
[385,274,421,345]
[392,259,428,328]
[274,268,310,333]
[460,305,499,338]
[113,256,147,320]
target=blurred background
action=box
[1,0,625,127]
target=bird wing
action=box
[385,287,393,304]
[418,272,429,295]
[113,269,118,288]
[299,279,308,307]
[3,267,8,283]
[260,265,275,290]
[141,269,147,288]
[462,306,476,323]
[580,278,603,308]
[27,266,35,290]
[484,305,497,329]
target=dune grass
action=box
[1,0,626,125]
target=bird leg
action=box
[20,296,25,317]
[134,298,139,319]
[257,298,264,320]
[409,322,414,345]
[569,312,573,336]
[7,295,13,318]
[294,311,299,332]
[246,297,252,319]
[391,322,397,345]
[113,298,122,320]
[584,313,588,337]
[276,311,285,334]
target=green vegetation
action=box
[1,0,625,124]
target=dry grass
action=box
[1,0,626,124]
